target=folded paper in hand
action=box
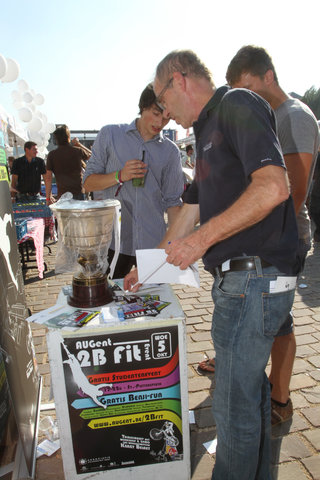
[136,249,200,288]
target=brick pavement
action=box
[23,240,320,480]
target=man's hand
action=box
[123,268,141,292]
[165,232,207,270]
[46,195,56,206]
[121,159,147,182]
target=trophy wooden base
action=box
[67,275,113,308]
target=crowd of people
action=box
[8,44,320,480]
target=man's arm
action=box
[71,138,92,158]
[10,174,18,200]
[284,152,313,215]
[83,159,147,192]
[43,171,55,204]
[166,165,290,269]
[124,203,199,291]
[166,206,182,227]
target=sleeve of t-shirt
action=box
[222,89,286,177]
[10,159,19,175]
[183,179,199,204]
[46,152,53,171]
[277,109,318,155]
[39,158,46,174]
[83,126,110,182]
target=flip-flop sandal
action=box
[197,359,215,375]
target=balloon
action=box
[34,93,45,105]
[29,103,36,112]
[45,122,55,134]
[18,106,32,122]
[23,91,33,103]
[1,58,20,83]
[0,54,7,79]
[11,90,21,102]
[28,130,43,144]
[13,100,23,110]
[18,79,29,92]
[28,116,43,132]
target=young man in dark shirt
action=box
[11,141,49,201]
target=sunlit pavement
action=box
[25,241,320,480]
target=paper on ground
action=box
[37,439,60,457]
[136,249,200,288]
[203,438,217,454]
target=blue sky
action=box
[1,0,319,139]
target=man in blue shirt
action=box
[125,51,299,480]
[83,84,184,278]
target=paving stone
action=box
[194,323,212,331]
[301,454,320,480]
[190,428,216,457]
[191,450,215,480]
[290,373,317,390]
[289,412,309,432]
[293,316,314,326]
[190,332,212,342]
[295,334,318,346]
[188,376,214,393]
[303,429,320,450]
[307,355,320,368]
[186,309,209,318]
[291,391,310,409]
[295,325,317,335]
[293,308,315,318]
[188,352,213,364]
[187,341,213,353]
[189,390,213,410]
[293,358,313,374]
[296,345,319,357]
[273,434,313,462]
[272,462,310,480]
[194,407,215,429]
[309,369,320,381]
[301,385,320,404]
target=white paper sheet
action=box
[136,249,200,288]
[203,438,217,454]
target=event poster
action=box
[61,325,183,474]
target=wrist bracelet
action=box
[115,170,120,184]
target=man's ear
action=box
[173,71,187,91]
[264,69,275,86]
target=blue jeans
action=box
[210,260,296,480]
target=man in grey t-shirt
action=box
[197,45,320,425]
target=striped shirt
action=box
[83,120,184,255]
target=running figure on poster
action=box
[62,342,112,409]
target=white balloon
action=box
[28,116,43,132]
[18,106,33,122]
[28,130,42,144]
[18,79,29,92]
[34,93,45,105]
[23,91,33,103]
[0,54,7,79]
[29,103,36,112]
[41,113,48,123]
[13,100,23,110]
[45,122,55,134]
[11,90,21,102]
[1,58,20,83]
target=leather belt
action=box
[210,257,272,277]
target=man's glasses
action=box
[155,72,187,111]
[155,77,173,111]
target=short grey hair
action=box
[155,50,214,86]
